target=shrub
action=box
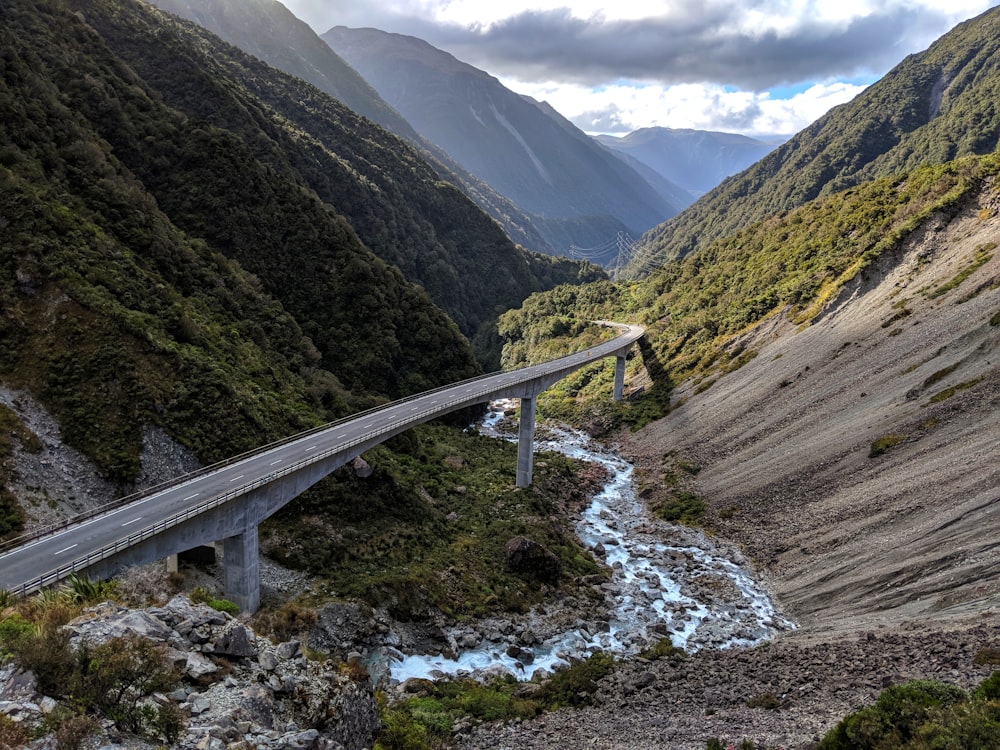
[820,679,968,749]
[52,712,98,750]
[973,648,1000,666]
[747,692,782,710]
[535,653,615,709]
[972,671,1000,701]
[12,624,75,696]
[254,600,318,642]
[655,490,708,524]
[641,638,686,661]
[0,714,30,749]
[374,706,429,750]
[0,613,35,658]
[69,634,182,737]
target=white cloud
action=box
[284,0,999,136]
[500,77,869,136]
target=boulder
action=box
[504,536,562,584]
[214,622,257,659]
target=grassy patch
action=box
[925,377,984,405]
[923,363,961,388]
[925,242,995,300]
[869,433,906,458]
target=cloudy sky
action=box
[281,0,1000,138]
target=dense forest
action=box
[0,0,597,491]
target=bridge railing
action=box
[0,322,642,565]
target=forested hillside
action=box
[148,0,558,255]
[74,0,603,365]
[0,0,598,493]
[500,154,1000,425]
[627,5,1000,274]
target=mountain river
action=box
[387,402,794,682]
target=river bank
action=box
[374,404,793,686]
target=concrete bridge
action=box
[0,322,643,613]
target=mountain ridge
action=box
[323,25,682,264]
[627,5,1000,274]
[148,0,557,254]
[594,127,781,200]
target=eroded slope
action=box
[626,180,1000,632]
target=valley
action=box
[1,1,999,749]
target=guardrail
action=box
[2,322,643,595]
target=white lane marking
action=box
[305,445,318,452]
[121,517,143,527]
[269,459,283,466]
[54,544,78,556]
[182,493,199,501]
[337,434,347,438]
[364,423,373,428]
[229,475,244,482]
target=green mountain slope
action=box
[74,0,601,366]
[499,153,1000,423]
[0,0,484,483]
[148,0,558,256]
[627,6,1000,274]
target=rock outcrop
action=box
[0,595,380,750]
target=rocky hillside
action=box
[628,5,1000,272]
[0,593,380,749]
[323,26,681,264]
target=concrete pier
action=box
[516,395,536,488]
[223,529,260,614]
[613,355,626,401]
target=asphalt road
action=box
[0,323,643,593]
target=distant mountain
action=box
[128,0,605,365]
[148,0,419,141]
[323,26,682,265]
[627,5,1000,273]
[148,0,554,254]
[594,128,780,202]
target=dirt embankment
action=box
[626,185,1000,634]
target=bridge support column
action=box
[613,355,626,401]
[516,396,536,488]
[223,527,260,614]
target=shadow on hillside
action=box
[636,336,673,410]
